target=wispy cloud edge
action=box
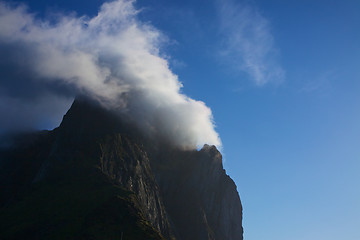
[216,0,285,86]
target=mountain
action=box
[0,98,243,240]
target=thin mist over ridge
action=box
[0,0,221,149]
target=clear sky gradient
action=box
[4,0,360,239]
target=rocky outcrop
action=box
[0,98,243,240]
[98,135,174,239]
[150,144,243,240]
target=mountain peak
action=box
[0,99,243,240]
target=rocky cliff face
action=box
[0,98,243,240]
[150,144,243,240]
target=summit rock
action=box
[0,98,243,240]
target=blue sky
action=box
[2,0,360,239]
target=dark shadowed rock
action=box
[0,98,243,240]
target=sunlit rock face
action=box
[0,98,243,240]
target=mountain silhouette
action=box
[0,98,243,240]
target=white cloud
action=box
[0,0,221,149]
[216,0,285,85]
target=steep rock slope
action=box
[0,99,243,240]
[150,145,243,240]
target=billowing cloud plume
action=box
[0,0,221,149]
[216,0,285,85]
